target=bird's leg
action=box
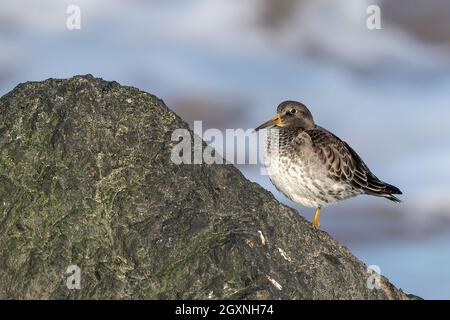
[312,207,321,228]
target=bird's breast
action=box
[264,129,352,207]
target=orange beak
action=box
[255,114,282,131]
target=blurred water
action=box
[352,232,450,299]
[0,0,449,299]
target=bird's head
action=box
[255,101,315,131]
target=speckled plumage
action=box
[259,101,402,211]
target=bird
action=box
[255,101,402,228]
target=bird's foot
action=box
[312,207,321,228]
[312,219,321,228]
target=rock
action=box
[0,75,414,299]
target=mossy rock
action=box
[0,75,414,299]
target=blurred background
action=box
[1,0,449,299]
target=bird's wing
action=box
[305,127,394,195]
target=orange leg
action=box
[312,207,321,228]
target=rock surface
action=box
[0,75,413,299]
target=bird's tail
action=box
[380,182,402,203]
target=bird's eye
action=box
[290,109,297,114]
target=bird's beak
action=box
[255,114,283,131]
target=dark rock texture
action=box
[0,75,413,299]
